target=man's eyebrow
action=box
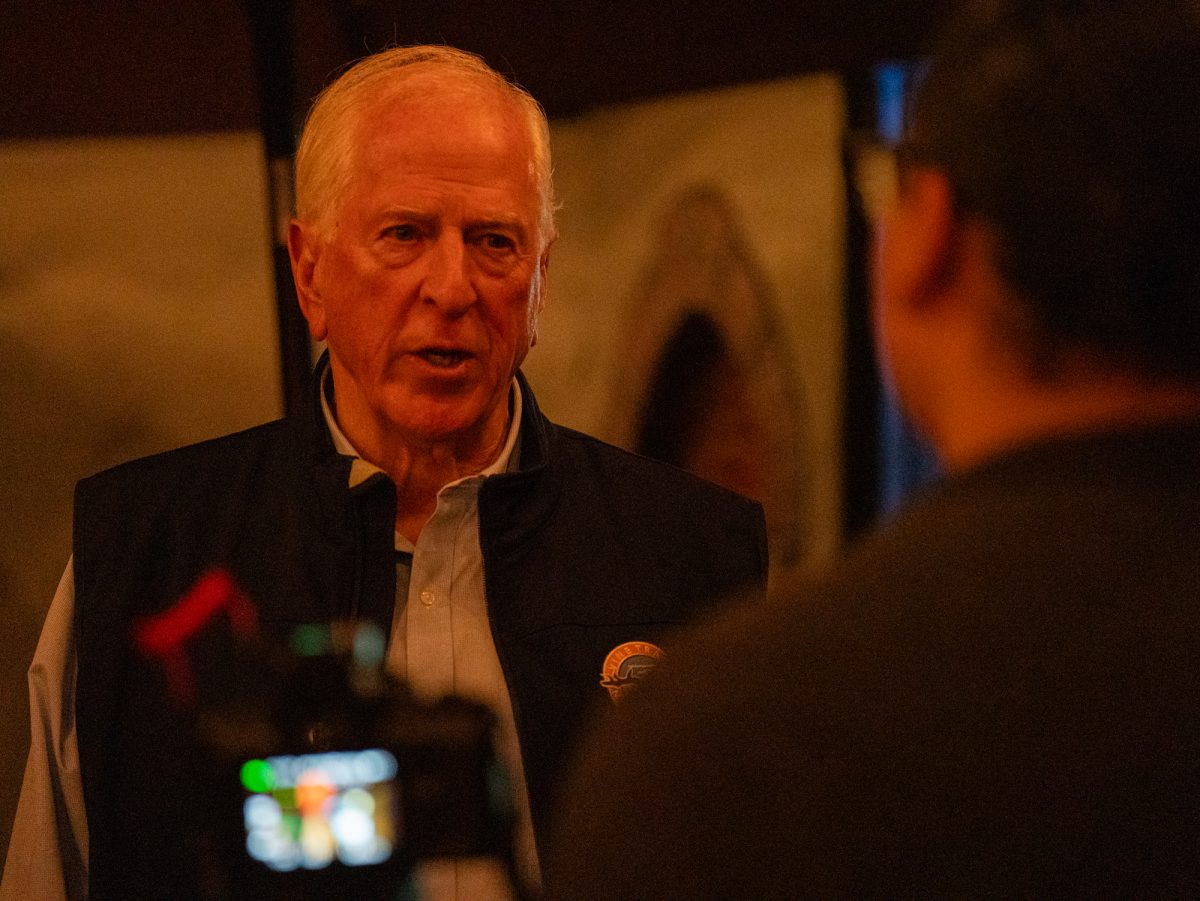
[470,214,522,227]
[469,216,529,237]
[377,208,436,224]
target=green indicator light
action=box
[353,622,386,668]
[240,759,276,794]
[291,624,330,657]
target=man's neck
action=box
[936,368,1200,474]
[322,376,513,544]
[382,428,509,544]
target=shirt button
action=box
[419,589,435,607]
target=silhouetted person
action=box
[547,1,1200,896]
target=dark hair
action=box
[908,0,1200,379]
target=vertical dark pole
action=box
[246,0,312,418]
[870,62,941,517]
[841,63,941,539]
[839,68,884,542]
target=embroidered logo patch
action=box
[600,641,665,702]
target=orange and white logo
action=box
[600,641,665,702]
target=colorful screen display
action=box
[241,749,400,871]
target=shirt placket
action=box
[405,483,474,701]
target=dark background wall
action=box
[0,2,945,140]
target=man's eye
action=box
[481,233,515,251]
[387,225,418,241]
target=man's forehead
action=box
[315,64,549,244]
[335,89,538,224]
[352,82,528,158]
[348,80,535,168]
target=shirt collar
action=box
[317,358,523,489]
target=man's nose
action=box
[422,232,477,314]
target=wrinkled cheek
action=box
[324,323,384,390]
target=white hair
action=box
[294,45,557,248]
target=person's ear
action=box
[872,166,964,402]
[896,167,959,311]
[530,247,550,347]
[288,219,328,341]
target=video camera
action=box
[133,569,528,900]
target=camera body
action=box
[135,571,517,900]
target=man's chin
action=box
[385,397,492,446]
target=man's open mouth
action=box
[417,349,471,368]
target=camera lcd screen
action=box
[240,749,400,871]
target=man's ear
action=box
[895,167,959,311]
[288,219,327,341]
[530,247,550,347]
[873,166,964,382]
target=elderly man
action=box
[2,47,766,900]
[547,0,1200,896]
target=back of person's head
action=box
[294,45,557,247]
[907,0,1200,381]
